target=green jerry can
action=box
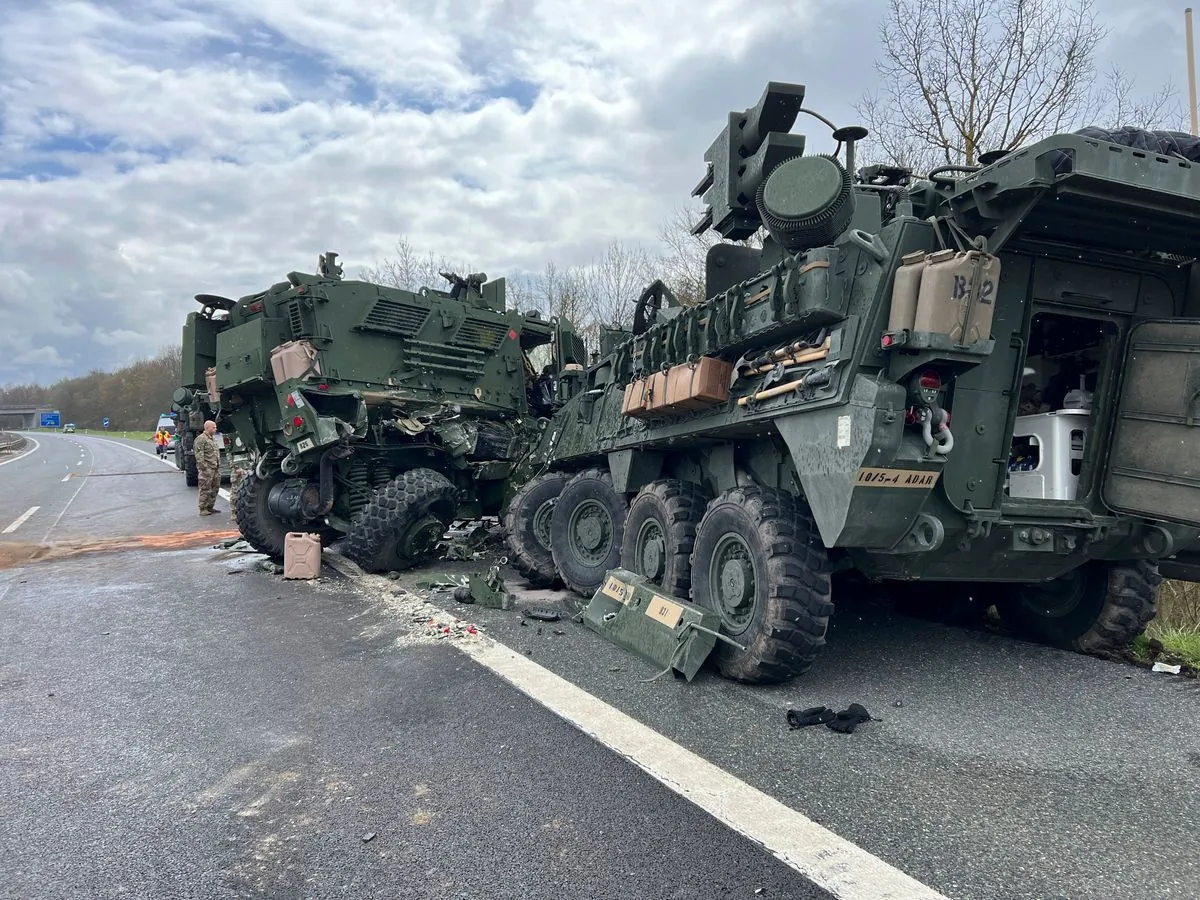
[580,568,738,681]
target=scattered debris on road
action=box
[1152,661,1184,675]
[786,703,875,734]
[579,568,735,683]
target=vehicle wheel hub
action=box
[570,499,612,563]
[399,515,443,560]
[636,520,665,581]
[711,533,756,632]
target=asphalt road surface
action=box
[2,432,1198,900]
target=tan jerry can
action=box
[283,532,322,580]
[270,340,322,384]
[887,250,927,332]
[662,357,733,412]
[204,366,220,402]
[912,249,1002,343]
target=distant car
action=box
[62,423,75,433]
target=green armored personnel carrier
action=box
[180,252,583,572]
[506,81,1200,683]
[170,387,234,486]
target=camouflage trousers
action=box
[228,467,247,526]
[198,468,220,513]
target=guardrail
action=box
[0,432,28,454]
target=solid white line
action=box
[3,506,40,534]
[82,436,230,501]
[456,639,949,900]
[0,436,40,467]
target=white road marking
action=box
[42,441,96,541]
[85,436,230,500]
[3,506,40,534]
[0,435,40,467]
[456,639,950,900]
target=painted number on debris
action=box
[601,576,631,604]
[296,438,315,453]
[855,467,940,488]
[645,595,684,629]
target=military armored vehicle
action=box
[506,81,1200,684]
[180,251,583,572]
[170,388,234,485]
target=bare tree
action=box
[360,237,475,294]
[1094,64,1188,133]
[578,239,656,329]
[857,0,1109,171]
[656,203,766,306]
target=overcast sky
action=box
[0,0,1186,386]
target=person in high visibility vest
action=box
[155,430,168,457]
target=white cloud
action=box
[0,0,1183,386]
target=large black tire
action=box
[234,472,291,558]
[994,560,1161,653]
[620,478,708,599]
[184,448,198,487]
[690,486,833,684]
[504,471,572,587]
[344,468,458,573]
[549,468,629,599]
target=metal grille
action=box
[360,299,431,336]
[453,318,508,350]
[407,340,488,377]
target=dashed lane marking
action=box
[456,639,951,900]
[3,506,40,534]
[42,440,96,541]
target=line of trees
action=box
[0,345,181,431]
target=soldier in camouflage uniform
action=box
[194,420,221,516]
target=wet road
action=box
[2,432,1198,899]
[0,434,831,900]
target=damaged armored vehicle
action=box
[180,252,583,572]
[507,81,1200,683]
[170,384,235,486]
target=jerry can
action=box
[887,250,927,332]
[270,340,322,384]
[912,249,1001,343]
[283,532,322,580]
[204,366,220,402]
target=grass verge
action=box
[1132,579,1200,670]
